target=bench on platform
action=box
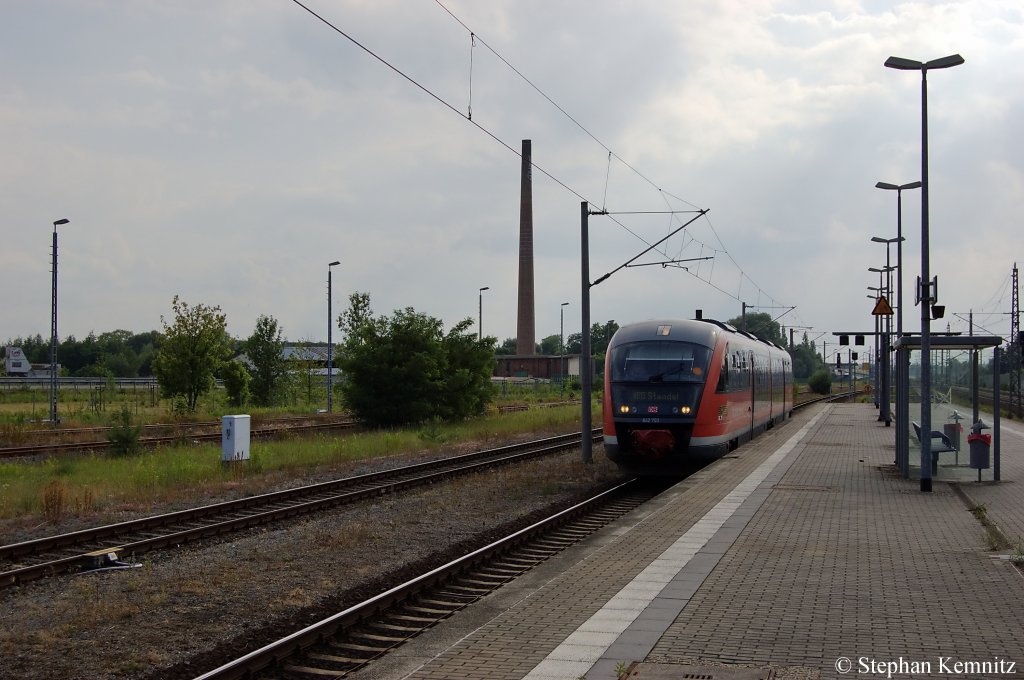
[912,421,957,473]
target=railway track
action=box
[188,397,847,680]
[0,430,601,590]
[0,417,359,459]
[192,477,664,680]
[1,403,582,459]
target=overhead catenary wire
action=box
[430,0,790,311]
[291,0,789,317]
[288,0,585,203]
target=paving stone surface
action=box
[357,404,1024,680]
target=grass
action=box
[0,403,586,523]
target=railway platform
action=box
[358,402,1024,680]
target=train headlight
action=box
[619,405,631,414]
[680,406,692,415]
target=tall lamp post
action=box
[874,181,921,338]
[478,287,489,341]
[885,53,964,492]
[49,218,70,425]
[868,285,884,405]
[560,301,569,398]
[870,262,897,426]
[327,261,340,413]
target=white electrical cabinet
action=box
[222,415,251,462]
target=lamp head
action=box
[885,56,922,70]
[53,218,69,226]
[926,54,965,70]
[328,260,340,267]
[480,286,489,292]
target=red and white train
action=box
[602,317,793,475]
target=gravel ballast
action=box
[0,444,620,680]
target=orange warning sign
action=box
[871,296,894,316]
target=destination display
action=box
[626,389,683,403]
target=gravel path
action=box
[0,441,620,680]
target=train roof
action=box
[610,319,789,354]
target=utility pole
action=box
[580,202,708,464]
[1012,263,1021,418]
[580,202,593,463]
[971,310,978,425]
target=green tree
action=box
[495,337,517,355]
[539,334,562,355]
[565,320,619,355]
[337,292,495,427]
[726,311,784,345]
[245,314,287,406]
[791,333,824,380]
[151,296,232,413]
[286,343,323,406]
[222,359,250,407]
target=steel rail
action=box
[0,420,358,460]
[192,478,647,680]
[13,414,353,438]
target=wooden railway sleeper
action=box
[478,566,525,577]
[366,621,423,634]
[470,567,520,579]
[417,596,470,608]
[387,613,438,624]
[401,604,453,616]
[302,651,364,665]
[439,585,490,596]
[281,663,349,677]
[491,557,542,569]
[458,576,507,588]
[349,631,406,644]
[326,640,387,655]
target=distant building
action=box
[235,344,337,377]
[493,354,587,380]
[3,346,57,377]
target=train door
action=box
[749,350,756,437]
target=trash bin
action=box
[967,420,991,479]
[968,433,991,470]
[943,423,962,451]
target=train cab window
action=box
[610,341,712,383]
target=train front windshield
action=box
[610,341,712,384]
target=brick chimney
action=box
[516,139,535,356]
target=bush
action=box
[107,406,143,456]
[808,369,832,395]
[337,293,495,427]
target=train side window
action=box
[716,346,729,392]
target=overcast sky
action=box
[3,1,1022,357]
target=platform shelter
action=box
[893,334,1004,484]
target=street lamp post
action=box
[868,285,884,406]
[50,218,70,425]
[478,287,489,341]
[885,53,964,492]
[560,302,569,398]
[327,261,340,413]
[870,263,897,425]
[874,182,921,338]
